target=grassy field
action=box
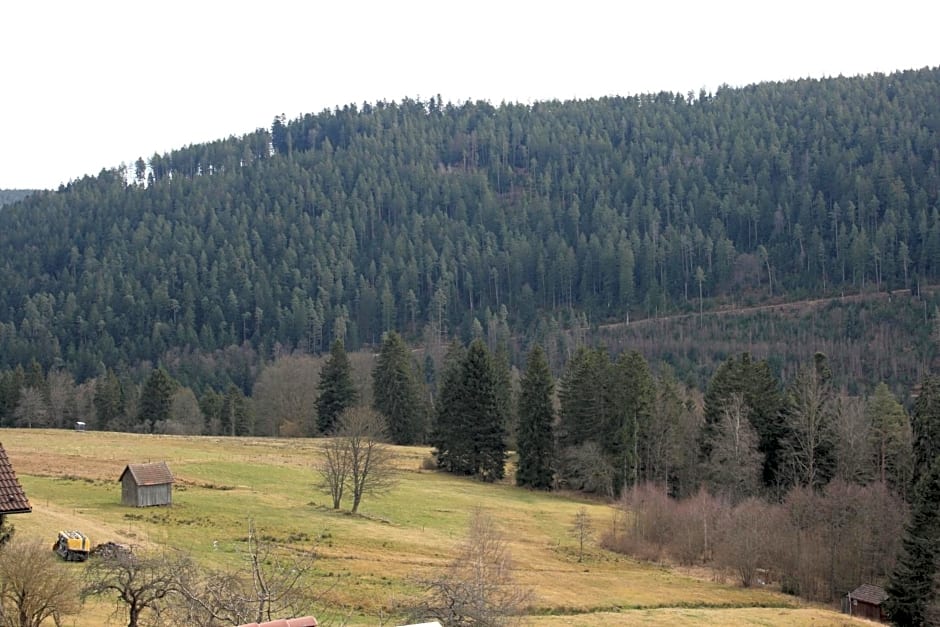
[1,430,871,626]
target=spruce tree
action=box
[885,461,940,625]
[462,340,507,481]
[557,348,612,450]
[431,343,468,473]
[607,350,654,494]
[137,367,175,433]
[94,369,125,430]
[910,375,940,493]
[316,339,358,434]
[885,375,940,624]
[221,384,252,436]
[516,345,555,489]
[431,340,507,481]
[372,331,427,445]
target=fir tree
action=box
[431,343,468,473]
[910,375,940,493]
[885,461,940,625]
[431,341,507,481]
[516,345,555,489]
[557,348,612,450]
[136,367,175,433]
[221,384,251,436]
[372,331,427,445]
[316,339,358,434]
[885,375,940,624]
[462,340,507,482]
[93,369,125,430]
[607,350,654,494]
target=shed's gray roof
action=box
[0,443,31,515]
[119,461,174,486]
[849,583,888,605]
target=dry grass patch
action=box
[2,429,805,623]
[527,607,875,626]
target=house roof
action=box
[849,583,888,605]
[0,443,31,515]
[119,461,174,486]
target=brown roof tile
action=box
[849,583,888,605]
[0,443,31,515]
[119,461,174,486]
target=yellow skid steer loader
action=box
[53,530,90,562]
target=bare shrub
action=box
[671,487,727,565]
[409,509,532,627]
[715,498,776,587]
[602,483,677,562]
[0,537,82,627]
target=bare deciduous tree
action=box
[46,369,77,429]
[83,547,185,627]
[341,408,396,514]
[251,354,323,437]
[832,395,871,484]
[705,393,763,502]
[13,388,50,429]
[782,357,836,489]
[317,408,396,513]
[0,537,82,627]
[409,509,531,627]
[171,521,319,627]
[569,507,593,563]
[158,387,204,435]
[717,498,774,587]
[318,435,351,510]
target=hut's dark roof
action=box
[849,583,888,605]
[0,443,31,515]
[119,462,174,486]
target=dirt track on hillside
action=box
[597,286,931,333]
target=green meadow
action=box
[2,430,869,626]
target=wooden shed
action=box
[845,583,888,622]
[0,443,31,517]
[119,462,174,507]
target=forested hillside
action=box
[1,67,939,388]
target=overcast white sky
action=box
[1,1,937,189]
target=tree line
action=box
[0,324,936,618]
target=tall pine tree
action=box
[432,340,507,481]
[431,342,468,473]
[372,331,427,445]
[516,345,555,489]
[316,339,358,434]
[886,375,940,624]
[606,350,654,494]
[137,367,175,433]
[885,462,940,625]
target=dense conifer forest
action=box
[1,67,939,392]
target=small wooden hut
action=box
[845,583,888,622]
[119,461,174,507]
